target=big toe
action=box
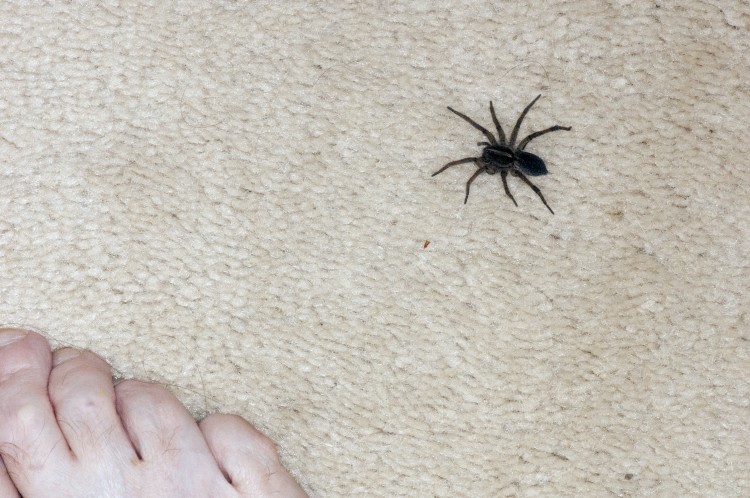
[200,414,308,497]
[0,328,72,494]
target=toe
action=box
[200,414,309,497]
[0,328,72,494]
[114,380,233,495]
[48,348,137,464]
[0,457,21,498]
[115,380,213,460]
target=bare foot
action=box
[0,327,308,498]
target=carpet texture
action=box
[1,1,748,496]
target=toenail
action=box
[53,348,82,366]
[0,328,28,346]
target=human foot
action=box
[0,327,308,498]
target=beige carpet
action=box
[2,1,748,496]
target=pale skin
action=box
[0,327,308,498]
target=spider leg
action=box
[477,141,491,147]
[432,157,477,177]
[518,125,572,150]
[447,107,497,144]
[464,167,485,204]
[500,170,518,207]
[515,170,554,214]
[509,94,541,147]
[489,101,507,144]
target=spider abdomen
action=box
[515,151,548,176]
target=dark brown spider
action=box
[433,95,571,214]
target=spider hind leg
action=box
[509,94,542,147]
[515,171,554,214]
[518,125,572,150]
[501,170,518,207]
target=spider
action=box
[432,94,571,214]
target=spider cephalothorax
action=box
[433,95,571,214]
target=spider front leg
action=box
[464,167,485,204]
[514,171,554,214]
[489,101,507,144]
[447,107,497,144]
[432,157,477,177]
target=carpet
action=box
[1,1,748,496]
